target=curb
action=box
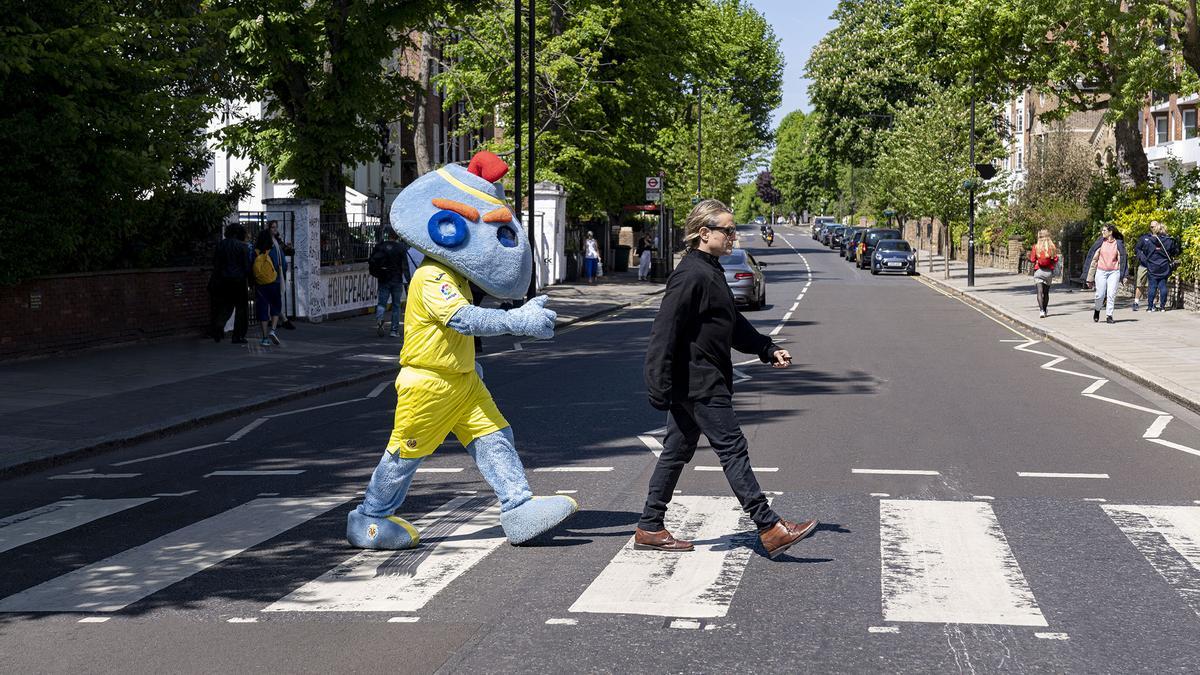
[0,297,649,479]
[918,273,1200,416]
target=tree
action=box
[0,0,239,283]
[771,110,837,216]
[732,181,768,223]
[215,0,456,214]
[755,170,782,214]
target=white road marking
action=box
[205,470,305,477]
[669,619,702,629]
[644,426,668,435]
[78,617,110,623]
[367,381,391,398]
[695,465,776,472]
[532,467,613,473]
[782,312,793,322]
[227,617,258,623]
[513,342,524,351]
[868,626,899,634]
[1147,438,1200,458]
[974,496,995,501]
[1035,632,1070,640]
[1082,393,1167,416]
[0,496,349,612]
[555,490,578,495]
[49,473,141,480]
[1083,498,1108,502]
[268,398,366,418]
[789,302,799,312]
[870,493,891,498]
[344,353,395,362]
[1081,379,1107,395]
[388,616,421,623]
[1017,472,1109,479]
[152,491,198,498]
[0,499,155,554]
[1144,415,1174,439]
[226,417,268,441]
[415,468,464,473]
[569,495,763,618]
[1103,504,1200,619]
[112,442,227,467]
[545,618,578,625]
[731,368,752,384]
[638,435,664,458]
[880,499,1047,626]
[768,325,782,336]
[998,339,1026,343]
[265,496,504,612]
[853,469,940,476]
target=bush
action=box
[1110,186,1168,260]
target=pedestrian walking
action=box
[1028,229,1059,318]
[252,229,285,346]
[636,234,655,281]
[267,220,297,330]
[369,230,412,337]
[637,198,817,559]
[583,231,602,284]
[209,223,252,344]
[1083,224,1128,324]
[1136,220,1181,312]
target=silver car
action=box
[720,248,767,310]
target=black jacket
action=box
[1135,233,1180,278]
[645,249,779,409]
[213,238,251,280]
[370,240,412,284]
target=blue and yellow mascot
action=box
[346,151,578,549]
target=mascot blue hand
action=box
[448,295,556,339]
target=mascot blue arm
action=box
[346,151,577,550]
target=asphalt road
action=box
[2,225,1199,673]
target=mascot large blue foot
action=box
[347,151,578,549]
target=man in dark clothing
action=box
[1135,220,1181,312]
[209,223,252,344]
[638,199,818,559]
[369,229,412,337]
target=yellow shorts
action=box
[386,366,508,459]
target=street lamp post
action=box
[696,83,703,199]
[527,0,537,300]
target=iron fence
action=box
[321,214,380,267]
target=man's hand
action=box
[771,349,792,368]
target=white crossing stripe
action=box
[49,474,140,480]
[0,496,349,613]
[415,468,464,473]
[853,468,940,476]
[205,470,306,477]
[112,442,227,467]
[879,500,1047,626]
[532,467,613,473]
[1017,472,1109,479]
[1103,504,1200,619]
[569,495,760,618]
[637,435,664,457]
[0,499,155,554]
[695,466,777,472]
[264,496,504,613]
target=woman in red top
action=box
[1028,229,1059,318]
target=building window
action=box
[1156,115,1169,144]
[1017,149,1023,170]
[1185,109,1197,140]
[1017,109,1023,133]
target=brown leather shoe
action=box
[633,527,694,552]
[759,518,818,558]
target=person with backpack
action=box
[209,223,252,344]
[1028,229,1059,318]
[252,229,284,346]
[1136,220,1182,312]
[369,229,412,337]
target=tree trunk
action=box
[1181,1,1200,84]
[321,163,347,217]
[1114,114,1149,186]
[413,31,434,178]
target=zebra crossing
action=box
[1,493,1199,630]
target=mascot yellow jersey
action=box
[399,259,474,373]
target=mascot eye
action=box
[427,209,468,247]
[496,225,518,248]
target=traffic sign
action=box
[645,176,662,191]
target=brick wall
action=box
[0,267,211,359]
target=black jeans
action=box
[1035,280,1051,312]
[638,397,779,532]
[210,278,248,340]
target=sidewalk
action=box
[916,253,1200,414]
[0,270,663,476]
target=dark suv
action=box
[856,228,902,269]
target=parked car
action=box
[720,248,767,310]
[871,239,916,275]
[825,226,846,248]
[812,216,837,240]
[856,228,903,269]
[845,229,866,262]
[841,227,866,258]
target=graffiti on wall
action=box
[323,263,378,315]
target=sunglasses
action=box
[707,226,736,237]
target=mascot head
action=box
[390,151,531,300]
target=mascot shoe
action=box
[500,494,579,545]
[346,510,420,550]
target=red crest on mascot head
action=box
[467,151,509,183]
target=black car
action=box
[841,227,866,259]
[826,226,846,248]
[870,239,916,275]
[856,228,903,269]
[812,216,836,240]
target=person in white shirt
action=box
[583,231,602,284]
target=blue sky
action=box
[746,0,840,129]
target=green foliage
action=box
[1111,186,1168,258]
[771,111,837,216]
[438,0,781,220]
[214,0,450,213]
[732,181,767,223]
[0,0,238,283]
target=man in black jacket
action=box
[370,229,412,337]
[638,200,818,559]
[209,223,251,344]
